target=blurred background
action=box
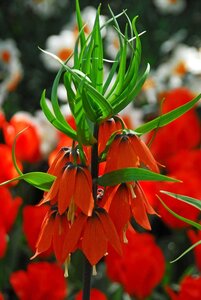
[0,0,201,299]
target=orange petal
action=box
[53,214,70,263]
[74,167,94,216]
[102,185,119,211]
[131,135,159,173]
[97,210,122,256]
[108,185,131,238]
[82,215,107,265]
[62,213,87,260]
[32,210,55,258]
[58,167,76,215]
[136,183,159,216]
[130,185,151,230]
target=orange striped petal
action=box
[136,183,159,216]
[39,176,60,206]
[108,185,131,239]
[131,135,159,173]
[62,213,87,260]
[130,186,151,230]
[58,167,76,215]
[102,185,119,211]
[82,215,107,265]
[97,210,122,256]
[32,210,55,258]
[74,167,94,216]
[53,214,70,263]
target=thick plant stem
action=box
[82,124,99,300]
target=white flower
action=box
[35,108,58,158]
[27,0,68,17]
[0,39,23,105]
[153,0,186,14]
[105,27,120,59]
[41,30,76,71]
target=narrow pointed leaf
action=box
[0,172,55,191]
[40,90,77,140]
[158,196,201,230]
[160,191,201,211]
[75,0,86,49]
[170,240,201,263]
[135,93,201,135]
[98,167,180,186]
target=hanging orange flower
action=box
[62,208,122,266]
[32,208,70,263]
[102,182,158,240]
[40,147,94,217]
[98,117,123,154]
[104,132,159,173]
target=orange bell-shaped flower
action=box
[105,132,159,173]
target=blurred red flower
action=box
[0,292,4,300]
[0,187,22,258]
[10,262,67,300]
[0,144,22,185]
[167,275,201,300]
[0,186,22,232]
[22,205,49,255]
[106,230,165,299]
[3,113,41,163]
[156,170,201,228]
[75,288,107,300]
[148,88,201,165]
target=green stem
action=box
[82,124,99,300]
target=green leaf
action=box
[74,91,96,145]
[0,172,55,191]
[98,167,180,186]
[12,129,25,176]
[170,240,201,263]
[40,90,77,140]
[90,7,104,93]
[75,0,86,50]
[135,93,201,135]
[157,196,201,230]
[160,191,201,211]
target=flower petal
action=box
[82,215,107,265]
[97,210,122,256]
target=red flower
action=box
[32,208,70,263]
[106,230,165,299]
[75,288,107,300]
[188,227,201,272]
[0,187,22,232]
[102,182,157,240]
[0,144,23,185]
[41,160,94,217]
[166,275,201,300]
[62,209,122,265]
[156,170,201,229]
[148,88,201,165]
[22,205,50,255]
[105,132,159,173]
[10,262,67,300]
[3,113,41,163]
[0,292,4,300]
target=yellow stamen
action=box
[67,200,76,224]
[92,265,97,276]
[64,254,71,278]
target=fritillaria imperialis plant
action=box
[1,1,201,299]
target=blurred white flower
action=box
[105,27,120,59]
[41,30,76,71]
[153,0,186,14]
[27,0,68,17]
[0,39,23,105]
[35,108,58,158]
[156,44,201,89]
